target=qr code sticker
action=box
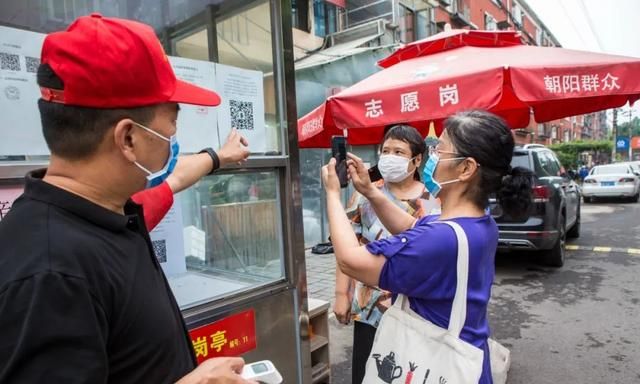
[25,56,40,73]
[0,52,20,71]
[151,239,167,263]
[229,100,254,131]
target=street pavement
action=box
[305,198,640,384]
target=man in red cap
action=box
[0,14,255,384]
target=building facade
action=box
[293,0,610,145]
[292,0,610,246]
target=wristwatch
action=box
[198,147,220,175]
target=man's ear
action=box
[458,157,480,182]
[113,119,138,163]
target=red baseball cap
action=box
[40,13,221,108]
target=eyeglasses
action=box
[428,145,463,158]
[428,146,481,167]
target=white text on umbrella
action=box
[581,75,600,92]
[602,73,621,91]
[562,76,580,93]
[439,84,459,107]
[401,92,420,113]
[544,76,562,93]
[365,99,384,118]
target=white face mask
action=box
[378,154,417,183]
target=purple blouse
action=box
[366,214,497,384]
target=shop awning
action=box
[295,35,388,71]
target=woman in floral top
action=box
[334,125,439,384]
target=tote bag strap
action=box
[391,221,470,339]
[440,221,470,338]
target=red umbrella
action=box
[298,29,640,148]
[377,29,522,68]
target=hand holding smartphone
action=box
[331,136,349,188]
[368,164,382,183]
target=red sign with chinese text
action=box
[189,309,257,364]
[632,136,640,150]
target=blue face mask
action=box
[422,152,465,198]
[132,122,179,189]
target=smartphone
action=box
[368,164,383,183]
[331,136,348,188]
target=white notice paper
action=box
[0,186,24,222]
[0,26,47,156]
[149,203,187,276]
[169,56,219,153]
[215,63,266,153]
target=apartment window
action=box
[416,7,437,39]
[536,28,543,45]
[491,0,503,7]
[511,4,523,26]
[399,4,415,43]
[538,123,545,136]
[292,0,310,32]
[313,0,341,37]
[485,12,497,31]
[551,126,558,139]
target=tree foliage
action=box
[549,140,612,169]
[617,116,640,138]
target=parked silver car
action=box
[582,163,640,203]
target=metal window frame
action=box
[162,0,310,380]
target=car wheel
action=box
[545,214,566,267]
[583,196,592,203]
[634,193,639,203]
[567,207,580,239]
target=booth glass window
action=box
[0,0,289,309]
[169,170,284,309]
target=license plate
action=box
[601,181,615,186]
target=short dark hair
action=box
[445,110,533,217]
[37,64,157,159]
[382,124,427,181]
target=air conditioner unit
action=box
[497,20,511,29]
[328,19,385,46]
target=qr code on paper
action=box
[0,52,20,71]
[230,100,254,131]
[25,56,40,73]
[151,239,167,263]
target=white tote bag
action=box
[488,338,511,384]
[362,221,484,384]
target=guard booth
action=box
[0,1,313,382]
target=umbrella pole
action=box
[612,108,618,162]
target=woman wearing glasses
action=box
[322,110,533,384]
[333,125,439,384]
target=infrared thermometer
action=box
[240,360,283,384]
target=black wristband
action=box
[198,147,220,175]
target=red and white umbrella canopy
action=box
[298,30,640,148]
